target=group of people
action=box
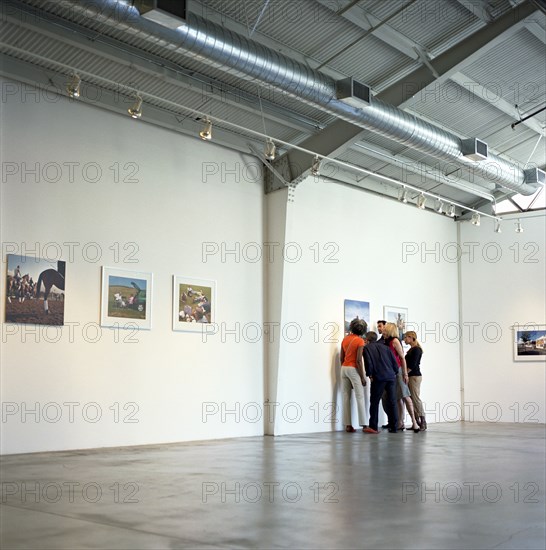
[7,266,36,303]
[340,319,426,434]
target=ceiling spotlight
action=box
[471,213,481,226]
[447,204,456,217]
[399,187,408,203]
[199,117,212,140]
[66,73,81,98]
[494,219,502,233]
[264,139,276,161]
[417,193,426,209]
[311,155,321,176]
[128,94,143,119]
[515,219,524,233]
[435,200,444,213]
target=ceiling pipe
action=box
[22,0,540,195]
[351,142,497,201]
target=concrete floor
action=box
[1,422,545,549]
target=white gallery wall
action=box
[2,77,544,455]
[0,77,265,454]
[459,215,546,423]
[271,177,463,435]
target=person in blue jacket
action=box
[362,331,399,433]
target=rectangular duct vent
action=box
[134,0,187,28]
[462,138,488,161]
[523,167,546,185]
[336,77,371,108]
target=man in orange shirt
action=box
[340,318,368,432]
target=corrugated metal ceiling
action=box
[1,0,544,212]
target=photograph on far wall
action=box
[513,325,546,362]
[173,276,216,332]
[100,267,152,330]
[344,299,370,334]
[384,305,408,340]
[5,254,66,326]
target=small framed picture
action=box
[173,276,216,332]
[100,267,152,330]
[344,299,370,335]
[383,305,408,341]
[513,324,546,362]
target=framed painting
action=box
[100,267,152,330]
[173,276,216,332]
[384,305,408,341]
[513,325,546,362]
[5,254,66,326]
[344,299,370,335]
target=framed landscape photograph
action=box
[5,254,66,326]
[384,305,408,340]
[173,276,216,332]
[513,325,546,362]
[344,299,370,335]
[100,267,152,330]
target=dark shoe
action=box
[412,426,420,433]
[381,424,389,429]
[398,426,405,431]
[363,427,379,434]
[346,426,356,433]
[388,429,397,433]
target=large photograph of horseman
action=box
[100,267,152,330]
[5,254,65,325]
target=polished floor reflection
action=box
[1,422,545,549]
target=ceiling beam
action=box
[380,1,538,106]
[453,0,494,23]
[315,0,423,62]
[449,72,545,136]
[525,19,546,42]
[273,2,538,190]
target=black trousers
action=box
[370,379,398,431]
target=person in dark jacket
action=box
[404,331,426,430]
[362,331,399,433]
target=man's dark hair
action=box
[349,318,367,336]
[377,320,386,325]
[366,331,378,343]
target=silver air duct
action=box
[23,0,540,195]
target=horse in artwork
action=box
[35,262,65,314]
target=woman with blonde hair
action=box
[383,322,420,432]
[404,331,426,430]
